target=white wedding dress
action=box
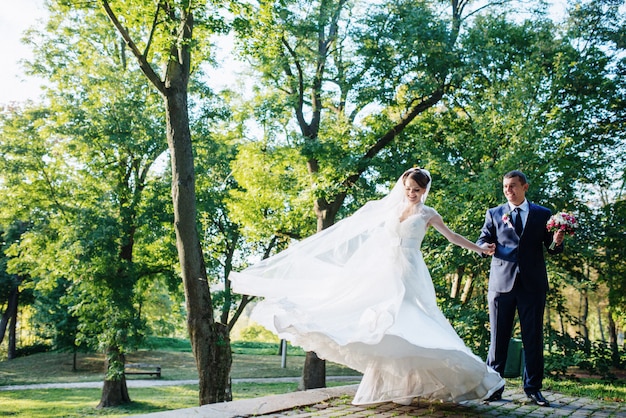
[230,175,504,405]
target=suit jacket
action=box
[477,202,563,293]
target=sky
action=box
[0,0,48,105]
[0,0,567,106]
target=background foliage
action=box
[0,0,624,392]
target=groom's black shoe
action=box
[526,391,550,407]
[485,389,503,402]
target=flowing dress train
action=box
[230,183,504,405]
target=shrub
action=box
[14,343,51,357]
[238,324,279,343]
[545,330,625,380]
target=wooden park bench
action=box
[124,363,162,378]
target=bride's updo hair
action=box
[401,167,430,189]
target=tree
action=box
[96,1,232,404]
[0,94,165,408]
[7,0,236,404]
[561,0,626,361]
[231,0,506,388]
[0,105,65,360]
[1,3,175,405]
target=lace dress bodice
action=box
[388,204,436,248]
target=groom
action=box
[477,170,564,407]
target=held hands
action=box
[477,231,565,256]
[479,243,496,256]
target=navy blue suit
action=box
[477,202,562,394]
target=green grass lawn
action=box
[0,338,623,417]
[0,344,358,385]
[0,339,361,417]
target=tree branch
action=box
[143,2,161,58]
[101,0,166,95]
[344,89,445,189]
[282,36,310,137]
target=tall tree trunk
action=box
[300,352,326,390]
[460,272,474,304]
[580,288,589,341]
[597,305,605,341]
[0,278,20,348]
[101,2,232,404]
[450,273,460,299]
[97,347,130,408]
[7,295,18,360]
[607,311,620,367]
[0,304,9,345]
[165,82,231,404]
[206,323,233,401]
[6,286,19,360]
[448,266,466,300]
[545,304,553,353]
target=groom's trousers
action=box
[487,278,546,393]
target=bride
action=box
[229,167,504,405]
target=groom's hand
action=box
[480,243,496,256]
[553,230,565,247]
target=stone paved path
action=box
[270,388,626,417]
[134,384,626,418]
[250,391,626,418]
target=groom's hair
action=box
[504,170,528,185]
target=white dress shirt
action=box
[508,200,529,228]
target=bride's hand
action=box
[480,243,495,256]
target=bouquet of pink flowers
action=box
[546,211,578,250]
